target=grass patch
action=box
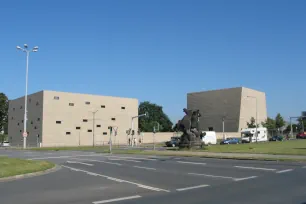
[200,139,306,155]
[0,157,55,178]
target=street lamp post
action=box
[130,112,148,147]
[17,44,38,149]
[247,96,258,143]
[90,110,99,147]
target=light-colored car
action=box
[201,131,217,145]
[1,142,10,147]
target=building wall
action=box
[239,87,267,130]
[187,87,242,132]
[187,87,267,132]
[8,91,43,147]
[42,90,138,147]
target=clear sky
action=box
[1,0,305,124]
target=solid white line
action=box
[276,169,293,174]
[72,158,122,166]
[108,158,141,163]
[61,165,169,192]
[176,184,209,191]
[93,195,141,204]
[177,161,206,165]
[234,176,258,181]
[234,166,276,171]
[133,166,156,171]
[67,160,93,166]
[188,173,236,180]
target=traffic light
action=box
[132,130,135,135]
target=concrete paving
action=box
[0,149,306,204]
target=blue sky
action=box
[1,0,305,123]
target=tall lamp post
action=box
[131,112,148,147]
[247,96,258,142]
[17,44,39,149]
[90,110,99,147]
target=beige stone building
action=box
[8,90,138,147]
[187,87,267,132]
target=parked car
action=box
[220,138,240,145]
[296,132,306,139]
[165,137,180,147]
[0,142,10,147]
[269,135,283,141]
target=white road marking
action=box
[276,169,293,174]
[302,166,306,168]
[67,160,93,166]
[108,158,141,163]
[176,184,209,191]
[93,195,141,204]
[234,176,258,181]
[188,173,237,180]
[177,161,206,165]
[133,166,156,171]
[62,165,169,192]
[234,166,276,171]
[72,158,122,166]
[106,156,157,161]
[29,154,98,160]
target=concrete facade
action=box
[187,87,267,132]
[8,90,138,147]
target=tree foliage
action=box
[138,101,173,132]
[261,117,276,129]
[247,117,257,128]
[0,93,8,134]
[275,113,285,129]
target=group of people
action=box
[128,137,142,146]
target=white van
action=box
[241,127,268,143]
[201,131,217,145]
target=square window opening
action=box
[56,121,61,124]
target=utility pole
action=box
[90,110,99,147]
[17,44,39,149]
[222,117,225,140]
[153,122,160,151]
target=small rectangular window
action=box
[101,105,105,108]
[31,121,33,124]
[76,127,81,130]
[11,117,14,120]
[69,103,74,106]
[20,130,22,132]
[13,108,15,111]
[103,132,107,135]
[20,106,22,109]
[83,119,88,122]
[111,118,116,121]
[37,118,40,121]
[88,129,92,132]
[29,98,31,103]
[66,132,71,135]
[34,126,37,129]
[22,120,24,123]
[85,101,90,105]
[36,102,39,106]
[17,123,19,126]
[96,124,101,128]
[121,107,125,110]
[54,96,59,100]
[56,121,61,124]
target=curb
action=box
[0,164,61,182]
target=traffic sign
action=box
[23,132,28,137]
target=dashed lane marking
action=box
[234,166,276,171]
[133,166,156,171]
[67,160,93,166]
[92,195,142,204]
[71,158,122,166]
[176,184,209,191]
[177,161,206,165]
[61,165,170,192]
[276,169,293,174]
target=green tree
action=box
[0,93,8,134]
[297,117,306,132]
[285,124,298,132]
[247,117,257,128]
[261,117,276,130]
[275,113,285,129]
[138,101,173,132]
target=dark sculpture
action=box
[176,108,203,148]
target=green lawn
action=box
[201,139,306,155]
[0,157,55,178]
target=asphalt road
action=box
[0,149,306,204]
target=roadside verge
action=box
[0,157,57,182]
